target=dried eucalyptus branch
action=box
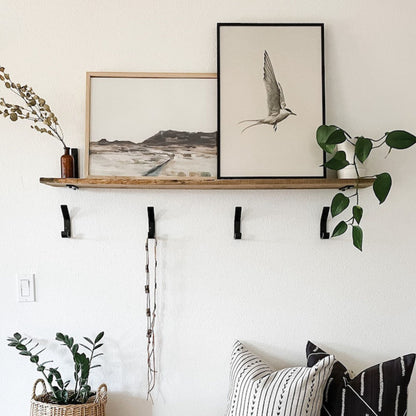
[0,66,67,148]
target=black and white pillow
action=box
[306,341,416,416]
[225,341,335,416]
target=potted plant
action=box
[317,125,416,250]
[7,331,107,416]
[0,66,74,178]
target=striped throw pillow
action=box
[306,341,416,416]
[225,341,335,416]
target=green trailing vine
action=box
[317,125,416,251]
[7,331,104,404]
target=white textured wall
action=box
[1,1,416,415]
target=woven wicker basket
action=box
[30,379,107,416]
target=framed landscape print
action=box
[85,73,217,179]
[217,23,325,178]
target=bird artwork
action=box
[239,50,296,133]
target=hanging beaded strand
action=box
[145,237,158,402]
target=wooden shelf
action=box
[39,177,375,190]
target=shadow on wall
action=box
[107,392,153,416]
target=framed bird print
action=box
[85,72,217,179]
[217,23,326,178]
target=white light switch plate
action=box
[17,274,35,302]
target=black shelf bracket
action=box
[66,184,79,190]
[234,206,242,240]
[60,205,71,238]
[320,206,330,239]
[147,207,155,239]
[339,185,354,191]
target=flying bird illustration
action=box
[239,50,296,133]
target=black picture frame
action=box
[217,23,326,179]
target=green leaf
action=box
[331,193,350,217]
[353,205,363,224]
[72,344,79,354]
[94,332,104,343]
[326,128,347,145]
[386,130,416,149]
[84,337,94,345]
[19,350,31,356]
[355,137,372,163]
[324,151,350,171]
[16,344,27,351]
[80,344,92,352]
[95,343,103,349]
[373,173,392,204]
[352,225,363,251]
[332,221,348,237]
[37,365,45,372]
[316,125,338,153]
[30,355,39,363]
[55,333,65,342]
[14,333,22,340]
[92,353,104,359]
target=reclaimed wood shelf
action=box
[39,177,374,190]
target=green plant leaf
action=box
[326,128,347,145]
[94,332,104,343]
[84,337,94,345]
[353,205,363,224]
[14,333,22,340]
[92,353,104,359]
[355,137,373,163]
[80,343,92,352]
[316,125,338,153]
[331,193,350,217]
[55,333,65,342]
[332,221,348,237]
[373,172,392,204]
[324,151,350,171]
[352,225,363,251]
[386,130,416,149]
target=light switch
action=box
[17,274,35,302]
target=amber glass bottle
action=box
[60,147,74,178]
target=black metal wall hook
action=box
[60,205,71,238]
[320,206,330,239]
[234,206,242,239]
[147,207,155,239]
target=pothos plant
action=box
[7,331,104,404]
[317,125,416,251]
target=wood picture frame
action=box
[85,72,217,179]
[217,23,326,179]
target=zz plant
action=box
[317,125,416,251]
[7,331,104,404]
